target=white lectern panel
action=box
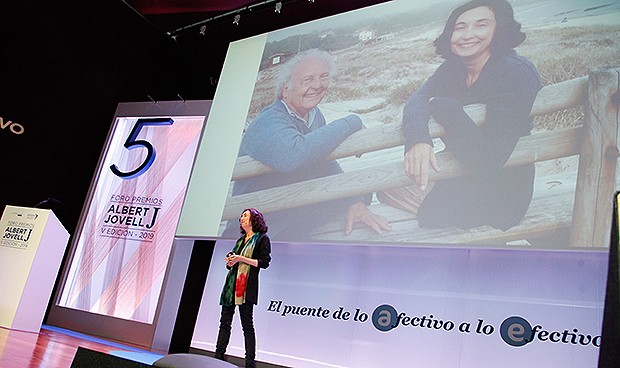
[0,205,69,332]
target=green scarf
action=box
[220,233,259,306]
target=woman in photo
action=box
[383,0,542,230]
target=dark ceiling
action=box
[124,0,306,35]
[123,0,390,38]
[118,0,389,99]
[125,0,260,15]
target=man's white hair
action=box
[275,49,337,99]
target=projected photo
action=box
[208,0,620,248]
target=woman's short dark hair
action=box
[434,0,526,59]
[240,208,268,234]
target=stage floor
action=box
[0,325,164,367]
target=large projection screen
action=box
[182,0,619,367]
[177,0,620,249]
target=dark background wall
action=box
[0,0,180,233]
[0,0,386,234]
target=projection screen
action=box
[177,0,620,249]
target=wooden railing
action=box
[223,67,620,247]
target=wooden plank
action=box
[231,76,588,180]
[530,76,588,116]
[311,179,576,245]
[570,68,620,247]
[221,127,581,220]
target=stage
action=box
[0,325,164,367]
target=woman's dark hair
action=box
[434,0,526,59]
[239,208,268,234]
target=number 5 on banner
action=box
[110,117,174,179]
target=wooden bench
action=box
[222,67,620,247]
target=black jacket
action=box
[232,233,271,304]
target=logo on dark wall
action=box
[1,116,25,135]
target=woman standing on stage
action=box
[215,208,271,368]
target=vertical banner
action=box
[57,102,208,323]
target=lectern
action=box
[0,205,69,332]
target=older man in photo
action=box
[225,48,390,241]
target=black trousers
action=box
[214,303,256,367]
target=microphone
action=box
[34,198,61,208]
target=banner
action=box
[57,103,208,323]
[192,241,606,367]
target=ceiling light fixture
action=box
[275,2,282,13]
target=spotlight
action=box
[308,0,315,2]
[233,14,241,25]
[275,2,282,13]
[199,25,206,35]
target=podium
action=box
[0,205,69,332]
